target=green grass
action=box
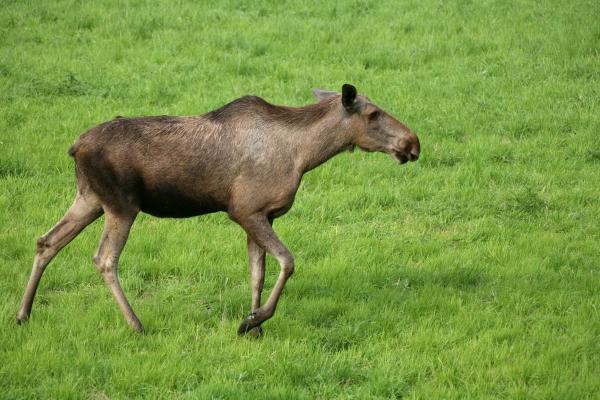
[1,0,599,398]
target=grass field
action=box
[1,0,600,398]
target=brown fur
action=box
[16,84,420,335]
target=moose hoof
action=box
[238,313,261,336]
[247,326,263,338]
[128,320,144,333]
[16,311,29,325]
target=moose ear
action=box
[341,83,358,112]
[312,88,337,102]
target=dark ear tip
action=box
[341,83,358,110]
[342,83,357,95]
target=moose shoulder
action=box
[17,84,420,336]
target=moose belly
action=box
[139,183,226,218]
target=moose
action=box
[16,84,420,335]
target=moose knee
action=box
[281,254,294,278]
[34,235,60,262]
[92,255,117,279]
[36,236,48,252]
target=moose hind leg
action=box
[93,210,143,332]
[17,193,103,324]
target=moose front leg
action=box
[247,217,272,312]
[237,214,294,335]
[247,235,266,312]
[246,235,266,337]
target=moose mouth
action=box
[391,149,419,164]
[392,150,410,164]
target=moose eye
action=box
[368,110,381,121]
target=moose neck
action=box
[293,103,357,174]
